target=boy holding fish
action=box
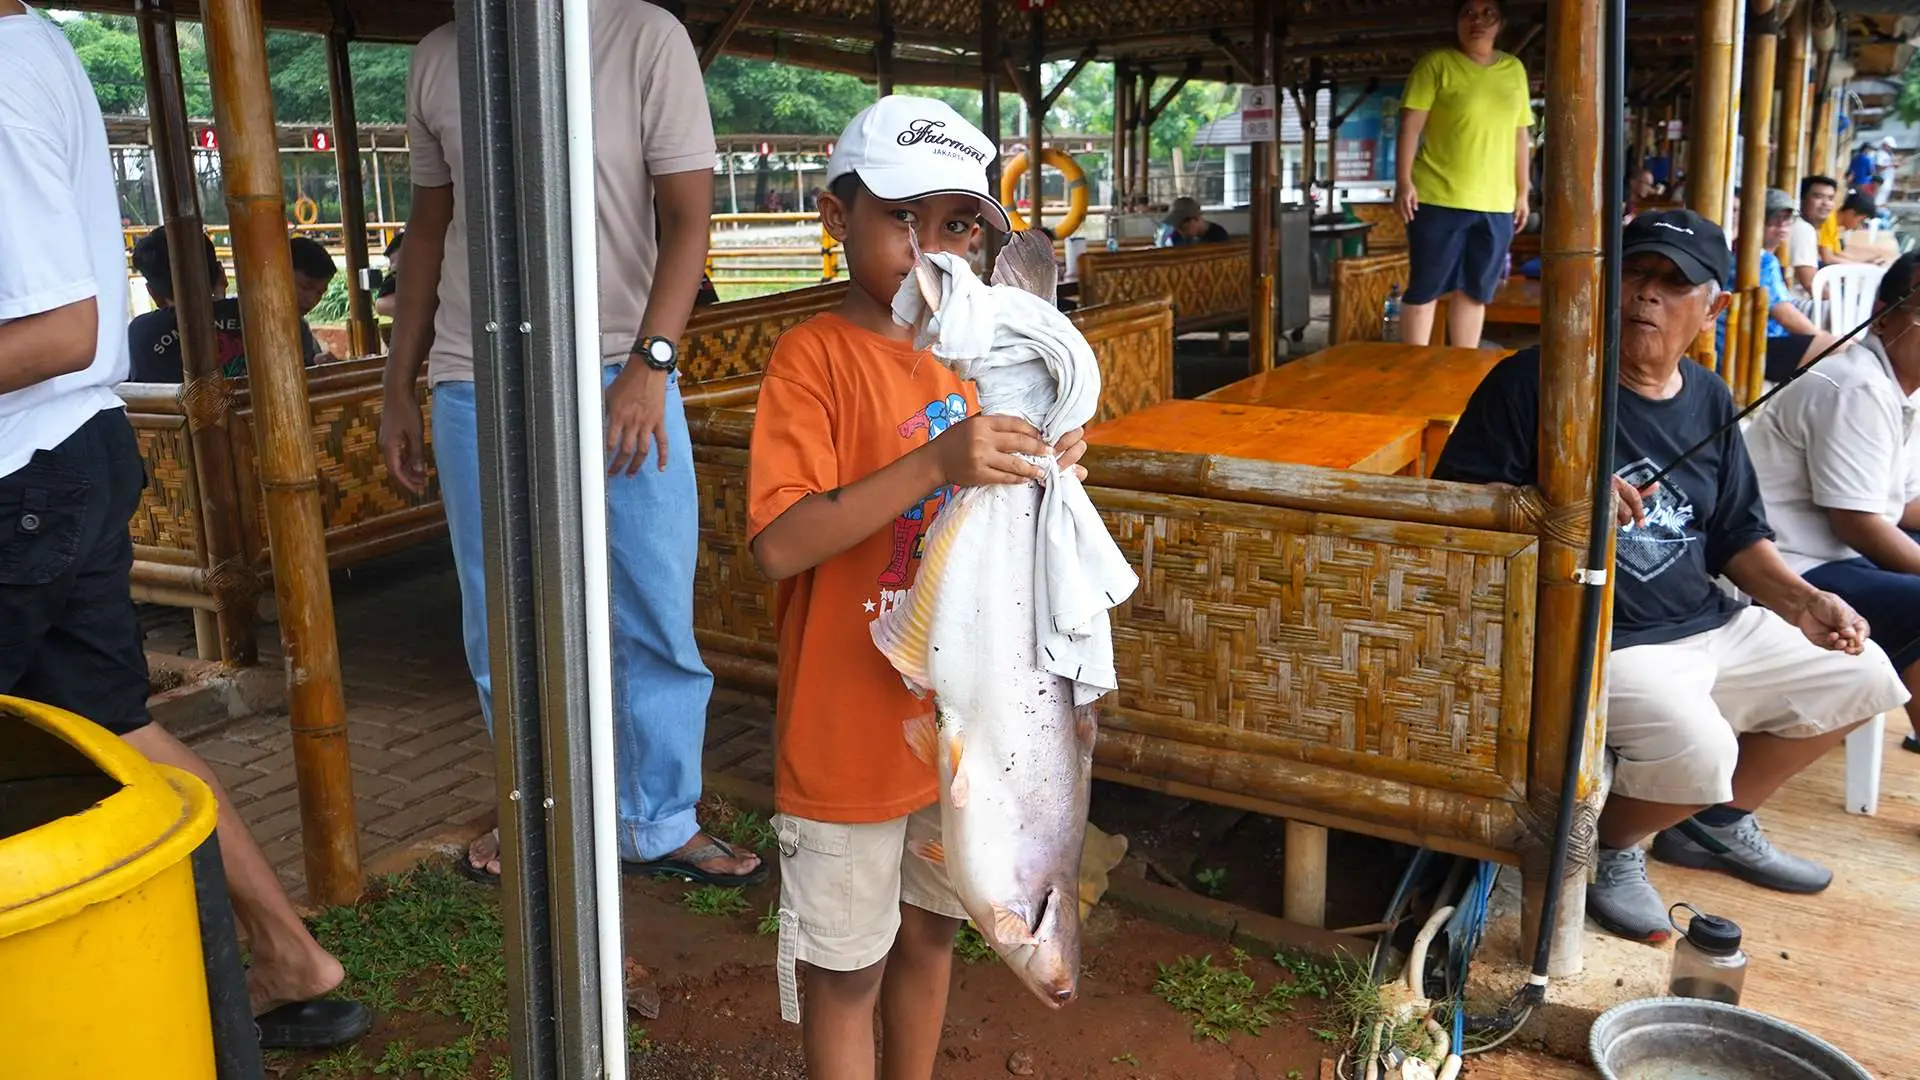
[745,96,1090,1079]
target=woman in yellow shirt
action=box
[1393,0,1534,347]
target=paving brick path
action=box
[146,541,777,904]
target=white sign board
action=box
[1241,84,1277,142]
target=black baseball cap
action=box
[1621,209,1730,286]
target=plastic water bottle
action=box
[1104,211,1119,252]
[1666,904,1747,1006]
[1382,284,1403,342]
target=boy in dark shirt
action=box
[125,225,323,382]
[1434,209,1908,943]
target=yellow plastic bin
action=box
[0,695,219,1079]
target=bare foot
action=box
[248,943,346,1016]
[468,828,502,876]
[669,832,761,877]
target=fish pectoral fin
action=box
[947,734,969,808]
[990,902,1039,947]
[908,838,946,867]
[903,713,939,768]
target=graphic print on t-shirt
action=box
[1614,457,1700,583]
[876,392,970,594]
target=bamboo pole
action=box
[202,0,362,905]
[1689,0,1739,225]
[1734,0,1778,406]
[135,0,258,668]
[1773,0,1810,193]
[1524,0,1604,978]
[1112,58,1131,219]
[876,0,895,97]
[1248,0,1276,374]
[1023,10,1046,215]
[1808,4,1838,181]
[324,11,375,359]
[980,0,1002,268]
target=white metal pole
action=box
[556,1,626,1075]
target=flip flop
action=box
[622,836,768,887]
[255,998,374,1050]
[455,830,502,888]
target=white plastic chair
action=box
[1808,263,1886,334]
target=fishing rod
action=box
[1639,276,1920,491]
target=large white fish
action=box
[871,230,1138,1009]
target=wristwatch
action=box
[633,335,677,373]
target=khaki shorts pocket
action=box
[774,813,855,937]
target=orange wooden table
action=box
[1087,398,1429,476]
[1200,341,1509,466]
[1485,276,1541,325]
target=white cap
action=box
[826,95,1011,233]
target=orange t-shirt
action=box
[746,312,979,823]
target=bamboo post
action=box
[325,11,375,359]
[1773,0,1810,192]
[1283,819,1327,929]
[1248,0,1276,374]
[1689,0,1739,225]
[1808,5,1837,181]
[1134,69,1156,206]
[202,0,362,906]
[1744,285,1771,402]
[1023,9,1045,216]
[980,0,1002,268]
[876,0,895,98]
[1112,58,1131,220]
[1734,0,1778,406]
[134,0,258,668]
[1524,0,1604,978]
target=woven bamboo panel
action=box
[1078,240,1251,333]
[1073,298,1175,424]
[683,282,848,384]
[1330,252,1413,345]
[230,363,442,569]
[1349,203,1407,252]
[1097,487,1537,801]
[750,0,1244,44]
[691,435,778,687]
[124,409,201,556]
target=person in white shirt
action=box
[0,0,367,1048]
[1747,252,1920,752]
[1786,174,1837,295]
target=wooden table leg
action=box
[1284,820,1328,928]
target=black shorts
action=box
[0,407,154,736]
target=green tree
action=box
[705,56,877,134]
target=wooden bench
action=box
[1076,239,1251,338]
[1088,399,1428,476]
[682,281,848,386]
[120,356,441,617]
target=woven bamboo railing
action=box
[1077,239,1252,335]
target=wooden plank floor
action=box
[1643,720,1919,1079]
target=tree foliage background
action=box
[51,8,1233,157]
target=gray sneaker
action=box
[1650,815,1833,894]
[1587,845,1673,944]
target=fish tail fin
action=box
[908,838,946,867]
[869,490,977,694]
[903,713,939,768]
[947,733,969,808]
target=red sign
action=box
[197,127,218,150]
[826,142,835,156]
[309,129,333,152]
[1334,138,1377,181]
[757,141,772,157]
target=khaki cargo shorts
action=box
[1606,605,1909,806]
[771,805,967,1023]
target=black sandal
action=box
[455,829,502,888]
[1902,735,1920,755]
[255,998,374,1050]
[622,835,768,886]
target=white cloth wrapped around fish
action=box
[870,231,1139,1008]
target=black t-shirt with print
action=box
[127,297,322,383]
[1433,347,1773,649]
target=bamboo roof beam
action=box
[699,0,758,71]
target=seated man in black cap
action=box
[1433,209,1910,943]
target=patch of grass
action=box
[628,1023,652,1057]
[682,884,750,917]
[1274,949,1338,1000]
[1319,953,1426,1064]
[1195,867,1228,897]
[700,795,780,853]
[757,903,782,936]
[1153,947,1332,1044]
[304,862,508,1074]
[953,922,997,964]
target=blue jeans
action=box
[432,366,714,861]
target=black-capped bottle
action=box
[1666,903,1746,1006]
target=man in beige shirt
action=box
[381,1,761,887]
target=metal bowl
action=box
[1590,998,1874,1080]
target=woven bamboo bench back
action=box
[1078,239,1252,335]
